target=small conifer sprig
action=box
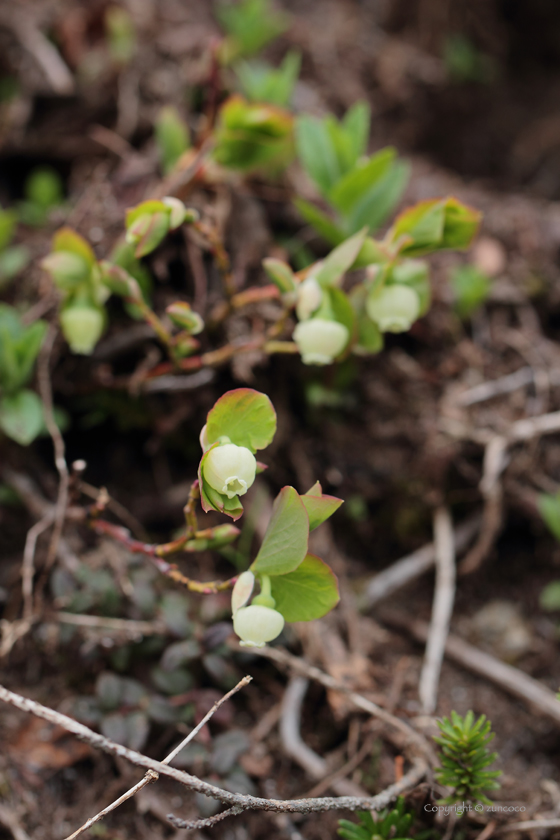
[337,797,415,840]
[433,710,502,805]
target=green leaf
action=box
[389,197,482,257]
[25,167,63,210]
[262,257,296,294]
[539,493,560,542]
[314,228,368,288]
[347,160,410,234]
[293,197,344,245]
[295,115,341,195]
[450,264,491,318]
[0,390,44,445]
[301,483,343,530]
[52,227,96,267]
[217,0,289,61]
[155,106,190,174]
[328,148,396,215]
[342,101,370,162]
[250,486,309,576]
[0,208,16,251]
[389,198,446,253]
[391,259,431,315]
[0,245,29,286]
[206,388,276,453]
[270,554,339,621]
[213,96,294,172]
[236,51,301,107]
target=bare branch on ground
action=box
[419,506,456,714]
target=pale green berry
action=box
[366,285,420,333]
[293,318,349,365]
[296,276,322,321]
[60,306,104,355]
[203,443,256,499]
[233,604,285,647]
[231,570,255,615]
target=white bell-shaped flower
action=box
[296,276,323,321]
[293,318,349,365]
[203,443,257,499]
[231,571,255,615]
[366,285,420,333]
[60,306,104,355]
[233,604,285,647]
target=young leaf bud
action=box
[126,212,170,258]
[366,285,420,333]
[60,305,104,355]
[296,276,322,321]
[231,571,255,615]
[293,318,349,365]
[41,252,90,290]
[166,302,204,335]
[162,196,188,229]
[233,604,285,647]
[203,443,257,499]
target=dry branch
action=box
[0,665,428,820]
[419,506,456,714]
[358,515,479,611]
[386,615,560,726]
[63,676,253,840]
[280,676,367,797]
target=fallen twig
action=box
[280,676,367,797]
[0,673,427,816]
[358,515,479,611]
[419,506,456,714]
[63,676,252,840]
[459,437,508,575]
[384,614,560,726]
[37,325,70,588]
[496,817,560,834]
[252,645,435,764]
[0,804,31,840]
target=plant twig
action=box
[88,519,237,593]
[0,804,31,840]
[0,677,427,815]
[252,645,435,764]
[384,614,560,726]
[419,506,456,714]
[63,676,252,840]
[22,511,54,621]
[496,818,560,834]
[53,612,165,637]
[358,514,479,611]
[280,677,367,796]
[37,324,70,583]
[459,437,507,575]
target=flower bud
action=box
[203,443,257,499]
[60,305,104,355]
[233,604,285,647]
[293,318,349,365]
[366,285,420,333]
[296,276,322,321]
[231,571,255,615]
